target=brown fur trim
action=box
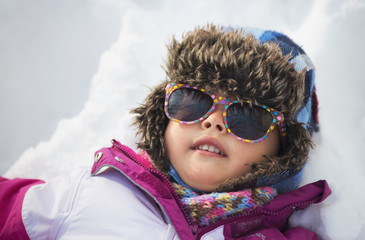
[131,24,313,191]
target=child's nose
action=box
[201,105,226,133]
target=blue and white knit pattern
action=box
[243,28,318,134]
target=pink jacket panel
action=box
[0,177,44,240]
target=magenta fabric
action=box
[0,177,44,240]
[219,181,329,239]
[283,227,319,239]
[229,227,318,240]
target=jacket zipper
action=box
[111,140,194,228]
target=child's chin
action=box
[185,175,220,192]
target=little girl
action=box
[0,25,331,239]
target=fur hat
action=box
[131,25,318,193]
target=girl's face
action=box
[164,103,280,192]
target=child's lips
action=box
[191,136,227,157]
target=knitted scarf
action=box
[172,182,277,227]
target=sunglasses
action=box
[164,83,286,144]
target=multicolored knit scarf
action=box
[172,182,277,227]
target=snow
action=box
[1,0,365,239]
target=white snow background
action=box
[1,0,365,239]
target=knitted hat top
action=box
[243,28,319,134]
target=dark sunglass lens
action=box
[167,88,213,122]
[227,103,273,140]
